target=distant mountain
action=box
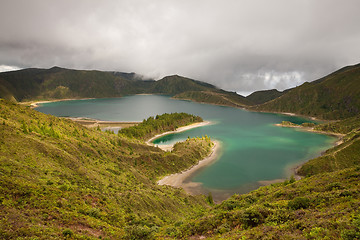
[246,89,288,105]
[174,90,252,107]
[0,67,251,107]
[252,63,360,119]
[150,75,218,95]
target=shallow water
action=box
[36,95,336,200]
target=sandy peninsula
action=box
[24,98,96,108]
[158,140,221,195]
[146,121,212,151]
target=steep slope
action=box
[173,90,252,107]
[253,63,360,119]
[0,99,213,239]
[150,75,219,95]
[168,166,360,239]
[0,68,252,108]
[0,67,136,101]
[298,115,360,176]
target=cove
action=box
[36,95,336,201]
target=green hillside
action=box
[0,68,251,109]
[253,63,360,119]
[168,166,360,239]
[297,115,360,176]
[150,75,217,95]
[0,99,214,239]
[173,90,252,107]
[246,89,286,105]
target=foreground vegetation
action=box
[166,166,360,239]
[0,99,214,239]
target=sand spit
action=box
[146,121,212,151]
[157,141,221,194]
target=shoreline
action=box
[146,121,213,150]
[274,123,345,179]
[23,98,96,108]
[274,123,344,144]
[27,96,347,194]
[246,108,327,122]
[157,140,221,194]
[66,117,140,128]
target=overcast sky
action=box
[1,0,359,95]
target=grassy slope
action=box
[297,115,360,176]
[253,63,360,120]
[246,89,285,105]
[173,91,252,107]
[0,99,214,239]
[168,166,360,239]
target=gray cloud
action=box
[1,0,359,95]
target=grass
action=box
[165,166,360,239]
[0,99,213,239]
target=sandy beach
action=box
[146,121,212,151]
[24,98,96,108]
[158,140,221,195]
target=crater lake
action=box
[35,95,336,201]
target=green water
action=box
[36,95,336,199]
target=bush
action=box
[288,197,311,210]
[341,229,360,240]
[62,229,73,238]
[125,225,154,240]
[241,207,269,228]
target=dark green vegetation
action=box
[246,89,286,105]
[173,91,252,107]
[0,99,214,239]
[254,63,360,119]
[0,67,250,107]
[119,113,202,140]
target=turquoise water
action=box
[36,95,336,199]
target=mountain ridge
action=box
[252,63,360,119]
[0,66,252,107]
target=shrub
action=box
[125,225,154,240]
[341,229,360,240]
[241,207,269,228]
[287,197,311,210]
[62,229,73,238]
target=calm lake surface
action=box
[36,95,336,200]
